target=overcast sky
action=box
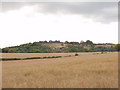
[0,2,118,48]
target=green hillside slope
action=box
[2,40,118,53]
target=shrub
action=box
[101,52,104,54]
[75,53,78,56]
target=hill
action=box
[2,40,118,53]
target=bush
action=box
[101,52,104,54]
[2,58,22,61]
[75,53,78,56]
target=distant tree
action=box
[49,40,53,43]
[86,40,93,45]
[65,41,69,44]
[44,41,47,43]
[80,40,84,44]
[55,40,61,43]
[115,44,120,51]
[69,42,79,45]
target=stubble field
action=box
[2,52,118,88]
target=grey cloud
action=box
[38,2,117,23]
[1,2,34,12]
[1,2,118,23]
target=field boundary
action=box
[1,55,75,61]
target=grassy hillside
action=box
[2,40,118,53]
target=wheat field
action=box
[2,53,76,58]
[2,52,118,88]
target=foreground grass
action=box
[2,52,118,88]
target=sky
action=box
[0,1,118,48]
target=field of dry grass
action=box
[0,60,2,89]
[2,53,76,58]
[2,52,118,88]
[0,53,2,89]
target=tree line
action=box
[1,40,120,53]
